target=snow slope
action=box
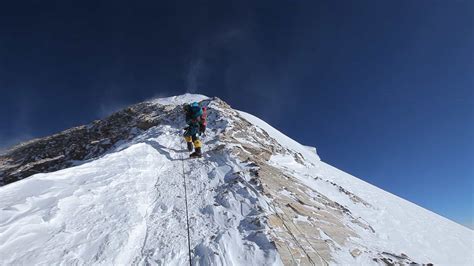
[268,155,473,265]
[0,94,472,265]
[238,111,320,162]
[239,109,473,265]
[0,124,280,265]
[0,96,282,266]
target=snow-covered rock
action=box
[0,94,472,265]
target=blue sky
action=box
[0,1,472,228]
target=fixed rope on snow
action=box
[181,140,193,266]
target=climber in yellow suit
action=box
[183,102,207,158]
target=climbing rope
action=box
[267,200,317,266]
[278,203,329,266]
[181,139,192,266]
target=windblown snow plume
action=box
[0,94,472,265]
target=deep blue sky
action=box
[1,1,472,228]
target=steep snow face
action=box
[0,94,472,266]
[267,150,473,265]
[237,109,472,265]
[238,111,320,162]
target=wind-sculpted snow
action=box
[0,94,472,265]
[150,93,209,106]
[0,143,162,264]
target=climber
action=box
[183,102,207,158]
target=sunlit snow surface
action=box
[238,111,320,162]
[0,94,472,265]
[150,93,209,106]
[239,110,472,265]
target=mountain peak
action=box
[0,96,472,265]
[149,93,209,106]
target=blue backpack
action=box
[189,102,203,118]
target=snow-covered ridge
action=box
[237,111,320,161]
[149,93,209,106]
[0,100,176,185]
[303,146,317,154]
[0,94,472,265]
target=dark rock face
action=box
[373,252,420,265]
[0,101,178,186]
